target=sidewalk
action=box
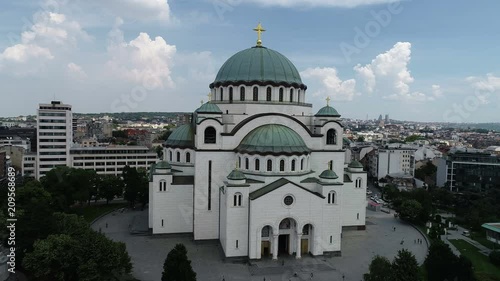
[441,225,492,256]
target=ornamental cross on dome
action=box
[326,96,331,106]
[253,23,266,46]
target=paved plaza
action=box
[92,208,428,281]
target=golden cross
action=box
[326,96,331,106]
[253,23,266,46]
[208,92,212,101]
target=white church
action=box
[149,25,367,260]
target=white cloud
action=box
[431,84,443,99]
[466,74,500,92]
[67,63,87,80]
[301,67,357,101]
[1,44,53,63]
[238,0,399,8]
[106,19,176,89]
[354,42,435,102]
[84,0,171,22]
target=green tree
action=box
[98,174,124,204]
[404,135,422,143]
[357,136,365,142]
[391,249,420,281]
[490,251,500,267]
[123,166,149,208]
[424,240,457,281]
[364,255,392,281]
[455,255,476,281]
[162,244,196,281]
[398,200,423,223]
[156,145,164,159]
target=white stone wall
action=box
[222,186,250,257]
[341,171,367,227]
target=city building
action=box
[377,147,416,179]
[149,29,367,260]
[0,151,6,179]
[36,101,73,179]
[436,152,500,192]
[482,223,500,245]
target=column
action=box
[296,234,302,259]
[272,234,279,260]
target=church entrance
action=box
[278,234,289,255]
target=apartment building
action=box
[377,148,416,179]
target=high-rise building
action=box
[385,114,389,123]
[36,101,73,179]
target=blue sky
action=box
[0,0,499,122]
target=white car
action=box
[366,190,373,195]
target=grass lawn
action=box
[449,239,500,281]
[73,202,129,223]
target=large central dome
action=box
[211,46,305,88]
[236,124,310,155]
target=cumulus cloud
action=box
[301,67,357,101]
[354,42,435,102]
[466,74,500,92]
[238,0,399,8]
[106,19,176,89]
[67,62,87,80]
[0,11,90,74]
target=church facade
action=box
[149,28,367,260]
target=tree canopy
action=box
[162,243,196,281]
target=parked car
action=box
[366,190,373,195]
[463,230,470,237]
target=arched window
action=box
[262,226,270,237]
[233,192,242,207]
[290,88,294,102]
[240,87,245,101]
[279,88,284,102]
[169,151,172,161]
[255,159,260,171]
[176,151,180,162]
[328,191,336,204]
[327,129,337,145]
[245,157,249,170]
[328,160,333,170]
[159,180,167,192]
[238,156,241,169]
[301,159,304,170]
[291,159,296,171]
[280,159,285,172]
[298,89,301,103]
[267,159,272,172]
[266,87,272,101]
[253,87,259,101]
[229,89,233,103]
[186,152,191,163]
[204,127,216,144]
[356,178,362,188]
[229,87,233,101]
[302,224,310,235]
[220,88,224,101]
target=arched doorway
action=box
[301,224,313,255]
[260,225,273,258]
[277,218,297,256]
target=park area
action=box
[449,239,500,281]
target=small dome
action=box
[165,124,194,148]
[227,169,246,180]
[315,105,341,117]
[236,124,310,155]
[196,102,222,114]
[211,46,304,88]
[319,169,339,179]
[348,160,363,169]
[155,161,171,169]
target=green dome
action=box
[236,124,310,155]
[348,160,363,169]
[196,102,222,114]
[155,161,171,169]
[319,169,339,179]
[211,46,304,87]
[165,124,194,148]
[315,105,341,117]
[227,169,246,180]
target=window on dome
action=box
[291,160,296,171]
[327,129,337,145]
[229,87,233,101]
[240,87,245,101]
[220,88,224,101]
[255,159,260,171]
[266,87,272,101]
[279,88,284,102]
[301,159,304,170]
[238,156,241,169]
[253,87,259,101]
[245,158,249,170]
[176,152,180,162]
[229,90,233,103]
[280,160,285,172]
[169,151,172,161]
[267,159,272,171]
[186,152,191,163]
[328,161,333,170]
[298,89,301,103]
[290,88,294,102]
[204,127,216,144]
